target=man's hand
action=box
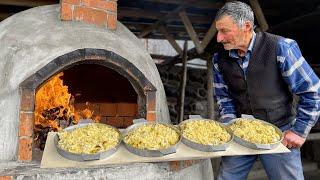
[281,130,306,148]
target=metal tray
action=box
[179,119,233,152]
[54,120,122,161]
[227,118,284,150]
[122,119,182,157]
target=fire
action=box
[35,73,70,130]
[35,72,98,131]
[34,72,100,150]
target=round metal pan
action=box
[179,119,233,152]
[54,121,122,161]
[122,120,182,157]
[227,118,284,150]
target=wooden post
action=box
[201,22,217,51]
[177,41,188,123]
[179,10,203,54]
[159,25,183,55]
[249,0,269,31]
[207,53,220,178]
[206,54,214,119]
[138,6,184,38]
[178,10,217,54]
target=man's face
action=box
[215,15,246,50]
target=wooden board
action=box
[41,132,290,168]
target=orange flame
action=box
[35,72,98,131]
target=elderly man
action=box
[213,1,320,180]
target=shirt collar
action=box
[229,31,256,58]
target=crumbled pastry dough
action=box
[180,120,231,145]
[230,118,281,144]
[124,124,180,150]
[58,123,120,154]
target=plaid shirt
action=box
[213,32,320,138]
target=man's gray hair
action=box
[215,1,254,27]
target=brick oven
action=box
[0,1,213,179]
[0,0,171,161]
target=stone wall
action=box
[158,65,219,124]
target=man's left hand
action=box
[281,130,306,148]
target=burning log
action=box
[41,106,75,128]
[34,125,54,150]
[34,72,97,150]
[35,105,76,150]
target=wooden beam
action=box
[151,54,174,61]
[249,0,269,31]
[138,6,184,38]
[144,0,223,9]
[135,33,192,41]
[159,25,183,55]
[0,0,57,7]
[179,10,217,54]
[118,8,161,20]
[177,41,188,123]
[201,21,217,51]
[123,22,209,33]
[160,47,198,66]
[118,7,212,24]
[186,62,206,68]
[179,10,203,54]
[206,54,214,119]
[161,41,221,66]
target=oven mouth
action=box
[19,48,157,162]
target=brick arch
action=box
[18,48,157,161]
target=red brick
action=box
[169,161,181,171]
[74,102,86,111]
[87,103,100,115]
[0,176,13,180]
[20,89,35,111]
[82,0,117,12]
[123,117,134,127]
[107,13,117,30]
[61,3,73,21]
[146,112,156,122]
[182,160,193,168]
[74,103,99,116]
[74,6,108,27]
[117,103,137,116]
[99,103,117,116]
[99,116,107,124]
[106,117,123,128]
[62,0,81,5]
[146,91,156,111]
[18,137,33,161]
[19,112,34,137]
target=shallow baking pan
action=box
[179,119,233,152]
[122,119,182,157]
[228,118,284,150]
[54,120,122,161]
